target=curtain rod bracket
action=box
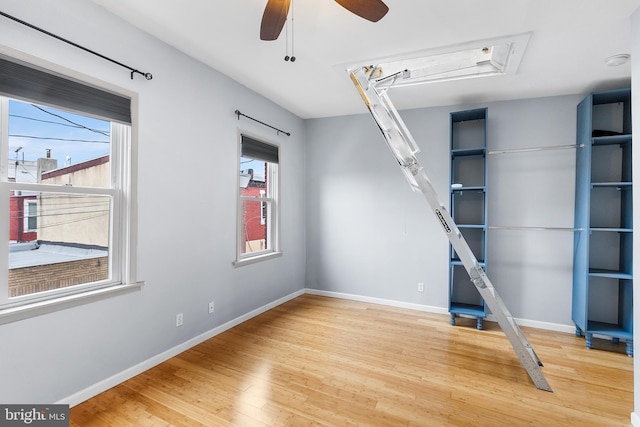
[1,10,153,81]
[235,109,290,136]
[130,70,153,80]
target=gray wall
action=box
[0,0,306,404]
[306,95,582,327]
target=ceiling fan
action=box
[260,0,389,41]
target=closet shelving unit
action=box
[449,108,488,329]
[573,88,633,356]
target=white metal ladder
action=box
[348,67,552,392]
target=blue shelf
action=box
[456,224,486,230]
[592,134,632,146]
[450,303,485,317]
[449,108,487,328]
[586,321,633,339]
[589,269,632,280]
[450,260,486,268]
[451,186,485,192]
[573,88,633,356]
[451,147,486,157]
[591,181,631,188]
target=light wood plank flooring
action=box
[71,294,633,426]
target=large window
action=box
[236,134,280,264]
[0,55,136,314]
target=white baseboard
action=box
[58,289,305,407]
[487,314,576,334]
[632,411,639,427]
[304,288,449,315]
[306,288,576,334]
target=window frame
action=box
[0,52,140,324]
[234,132,281,266]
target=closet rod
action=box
[488,226,582,232]
[488,144,580,155]
[0,10,153,80]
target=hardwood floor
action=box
[71,294,634,426]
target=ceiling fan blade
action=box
[260,0,291,40]
[334,0,389,22]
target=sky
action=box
[7,99,110,172]
[240,158,266,182]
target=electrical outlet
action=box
[208,301,215,314]
[176,313,183,327]
[418,282,424,292]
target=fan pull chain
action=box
[284,0,296,62]
[284,16,290,61]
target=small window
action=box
[24,199,37,232]
[236,134,279,263]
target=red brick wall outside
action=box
[9,193,37,242]
[8,257,108,297]
[240,186,267,245]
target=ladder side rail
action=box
[348,67,552,392]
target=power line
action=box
[29,104,109,136]
[9,134,109,144]
[9,113,111,135]
[15,162,37,181]
[31,213,109,230]
[10,210,109,221]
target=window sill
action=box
[0,282,144,325]
[233,251,282,267]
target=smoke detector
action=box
[605,54,630,67]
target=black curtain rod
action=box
[0,10,153,80]
[235,110,290,136]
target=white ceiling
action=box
[91,0,640,119]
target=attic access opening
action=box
[344,33,530,88]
